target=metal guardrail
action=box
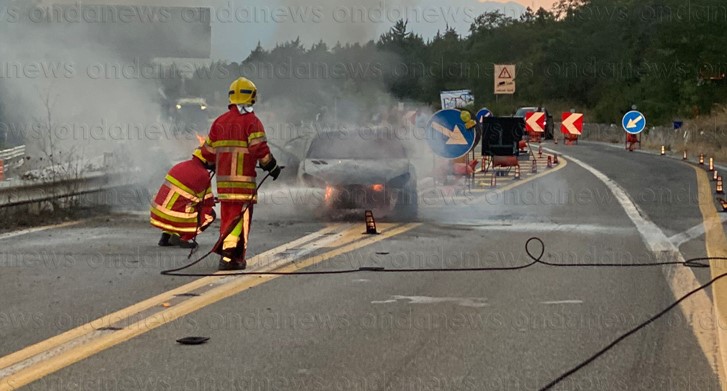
[0,145,26,161]
[0,171,140,208]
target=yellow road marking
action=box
[0,224,344,372]
[0,223,419,390]
[492,156,568,194]
[695,166,727,389]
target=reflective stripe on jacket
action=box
[198,106,272,203]
[150,158,215,234]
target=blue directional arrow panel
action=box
[622,110,646,134]
[426,109,477,159]
[476,108,493,123]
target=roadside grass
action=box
[579,105,727,163]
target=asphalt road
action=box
[1,141,725,390]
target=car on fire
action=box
[298,128,418,219]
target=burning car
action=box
[298,129,418,219]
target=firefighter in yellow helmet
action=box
[197,77,281,270]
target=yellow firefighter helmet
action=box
[228,77,257,105]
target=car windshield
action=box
[515,108,535,117]
[307,133,407,160]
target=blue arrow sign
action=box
[426,109,477,159]
[476,108,493,123]
[622,110,646,134]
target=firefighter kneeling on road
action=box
[150,149,216,248]
[196,77,281,271]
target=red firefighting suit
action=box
[195,105,274,262]
[150,156,215,241]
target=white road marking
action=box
[443,222,634,235]
[548,148,723,381]
[0,220,86,241]
[541,300,583,305]
[371,296,489,308]
[669,214,727,248]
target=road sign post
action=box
[561,112,584,145]
[426,109,478,159]
[622,110,646,134]
[524,112,545,142]
[494,65,516,95]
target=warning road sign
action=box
[494,64,516,95]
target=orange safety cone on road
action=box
[553,155,560,165]
[538,145,543,158]
[661,146,666,156]
[547,156,553,168]
[717,176,724,195]
[365,210,378,235]
[719,198,727,212]
[514,165,521,180]
[714,170,719,182]
[709,158,714,171]
[683,151,687,160]
[699,154,705,165]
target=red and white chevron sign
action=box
[561,113,583,135]
[525,112,545,133]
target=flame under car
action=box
[298,130,418,219]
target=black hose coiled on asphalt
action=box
[161,231,727,390]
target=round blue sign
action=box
[476,108,493,123]
[622,110,646,134]
[426,109,477,159]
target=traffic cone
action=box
[718,198,727,212]
[714,170,719,182]
[547,156,553,168]
[699,154,705,165]
[661,146,665,156]
[709,158,714,171]
[538,145,543,158]
[553,155,560,165]
[531,158,538,173]
[718,176,724,195]
[514,165,521,180]
[364,210,378,234]
[682,151,687,160]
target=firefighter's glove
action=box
[261,157,282,180]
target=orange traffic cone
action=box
[714,170,719,182]
[709,158,714,171]
[718,176,724,195]
[719,198,727,212]
[553,155,560,165]
[538,145,543,158]
[661,146,666,156]
[699,154,705,165]
[514,165,521,180]
[547,156,553,168]
[682,151,687,160]
[365,210,378,234]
